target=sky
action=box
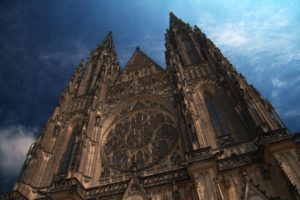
[0,0,300,193]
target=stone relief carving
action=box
[106,73,172,107]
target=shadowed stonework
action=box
[1,13,300,200]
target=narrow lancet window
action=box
[205,94,230,137]
[59,125,80,175]
[183,38,199,65]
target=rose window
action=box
[103,109,178,171]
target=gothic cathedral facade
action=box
[2,13,300,200]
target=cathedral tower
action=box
[1,13,300,200]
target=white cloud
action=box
[38,51,88,67]
[197,3,300,66]
[271,90,279,98]
[0,125,36,175]
[213,28,247,47]
[194,1,300,132]
[271,78,286,88]
[283,110,300,118]
[37,40,90,67]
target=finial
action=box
[98,31,114,50]
[79,59,84,65]
[74,59,84,76]
[136,46,140,51]
[169,11,180,26]
[105,31,112,42]
[107,31,112,40]
[76,59,84,69]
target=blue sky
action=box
[0,0,300,192]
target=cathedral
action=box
[1,13,300,200]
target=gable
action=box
[118,47,164,82]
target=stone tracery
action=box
[103,101,179,171]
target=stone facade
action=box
[1,13,300,200]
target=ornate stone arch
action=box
[100,94,177,136]
[58,114,85,175]
[99,95,180,173]
[196,80,221,97]
[199,83,248,147]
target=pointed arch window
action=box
[184,39,192,51]
[59,125,80,175]
[182,38,199,65]
[204,93,231,137]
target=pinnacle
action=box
[75,59,84,71]
[102,31,113,49]
[91,31,115,58]
[169,12,188,30]
[169,12,181,26]
[169,11,177,20]
[79,59,84,66]
[71,59,83,80]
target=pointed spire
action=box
[70,59,83,81]
[193,25,207,40]
[90,31,115,59]
[169,12,187,29]
[102,31,113,49]
[74,59,84,76]
[169,12,178,24]
[78,59,84,68]
[68,59,84,93]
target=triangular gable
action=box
[242,179,270,200]
[122,177,149,200]
[123,47,163,73]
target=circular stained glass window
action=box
[103,109,178,171]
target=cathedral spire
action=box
[77,31,119,96]
[75,59,84,74]
[90,31,115,59]
[169,12,190,31]
[102,31,113,50]
[169,12,180,26]
[70,59,83,86]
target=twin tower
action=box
[3,13,300,200]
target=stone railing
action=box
[48,168,190,199]
[85,180,129,198]
[0,190,28,200]
[141,168,189,188]
[217,150,261,171]
[185,146,214,163]
[51,178,85,198]
[87,169,189,198]
[260,128,291,144]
